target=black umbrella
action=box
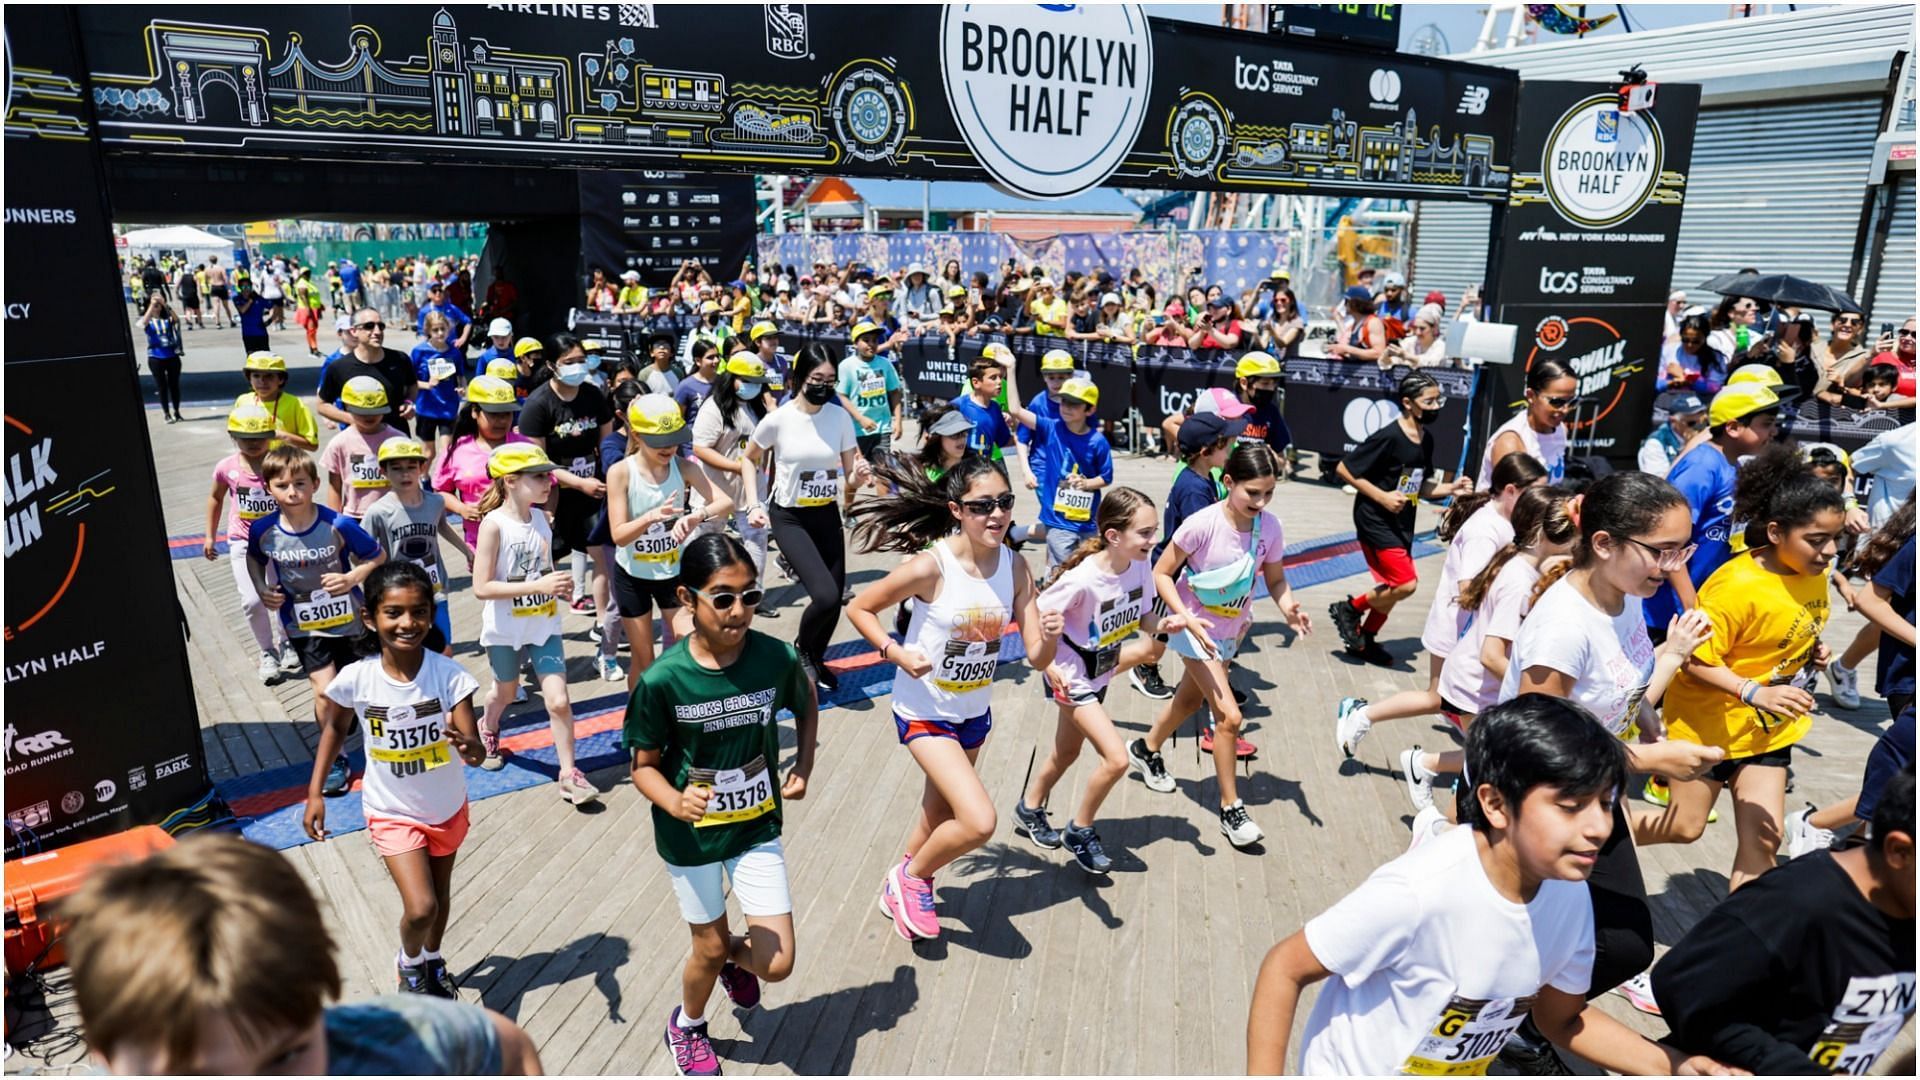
[1697,272,1862,314]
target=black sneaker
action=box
[1328,598,1363,650]
[1127,738,1175,793]
[1013,799,1062,850]
[322,753,353,797]
[1348,634,1395,668]
[423,957,459,999]
[1496,1028,1573,1076]
[1128,662,1174,700]
[814,660,839,695]
[1061,823,1113,874]
[397,959,432,994]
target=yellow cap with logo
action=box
[723,354,772,383]
[465,374,519,413]
[850,320,882,341]
[341,375,390,416]
[749,321,780,342]
[947,284,967,299]
[513,336,544,358]
[1235,351,1282,379]
[580,338,605,353]
[1726,363,1788,390]
[1708,383,1782,427]
[227,402,276,438]
[982,342,1013,365]
[487,443,558,478]
[699,300,722,314]
[376,438,430,464]
[243,351,289,374]
[484,357,519,381]
[627,393,692,448]
[1040,348,1075,373]
[1060,378,1099,407]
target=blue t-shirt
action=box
[837,353,901,428]
[246,507,382,638]
[415,300,472,340]
[409,341,468,421]
[237,295,269,337]
[324,993,501,1076]
[338,262,361,294]
[1240,399,1293,454]
[1016,390,1061,447]
[476,344,510,368]
[1156,462,1223,562]
[1031,415,1114,533]
[951,393,1013,460]
[1875,537,1915,697]
[1645,444,1739,629]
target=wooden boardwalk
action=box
[29,395,1909,1075]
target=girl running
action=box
[470,444,597,805]
[606,394,736,691]
[304,562,484,999]
[1395,484,1577,809]
[1478,359,1575,486]
[1125,443,1310,850]
[626,535,818,1078]
[1015,488,1187,874]
[433,376,532,549]
[409,311,467,466]
[844,456,1057,941]
[207,403,295,683]
[1638,446,1845,892]
[688,353,774,585]
[1333,451,1547,757]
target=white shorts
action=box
[666,837,791,925]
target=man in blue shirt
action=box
[1644,381,1783,637]
[414,280,472,352]
[338,258,363,308]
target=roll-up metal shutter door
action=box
[1408,200,1492,310]
[1670,97,1882,296]
[1867,176,1915,329]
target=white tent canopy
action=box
[119,226,232,264]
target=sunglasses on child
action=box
[690,586,763,610]
[959,493,1017,515]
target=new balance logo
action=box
[1457,85,1490,116]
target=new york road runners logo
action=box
[941,3,1153,200]
[1541,94,1664,229]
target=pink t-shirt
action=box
[430,432,532,544]
[1039,555,1152,696]
[213,452,276,543]
[1420,503,1515,657]
[320,425,403,518]
[1170,503,1285,640]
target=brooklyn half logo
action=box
[1541,94,1663,229]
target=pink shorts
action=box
[367,802,471,859]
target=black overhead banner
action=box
[75,4,1517,201]
[577,170,757,285]
[1490,81,1700,465]
[4,6,209,857]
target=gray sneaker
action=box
[1128,738,1175,793]
[1062,823,1113,874]
[1013,799,1062,850]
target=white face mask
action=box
[739,381,765,400]
[555,363,589,386]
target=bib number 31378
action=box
[690,755,775,827]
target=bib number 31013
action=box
[1400,995,1532,1076]
[690,755,775,828]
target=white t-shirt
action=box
[323,652,478,824]
[691,396,760,507]
[1299,824,1595,1075]
[1420,504,1513,657]
[1498,577,1656,736]
[751,401,856,509]
[1478,412,1567,487]
[640,366,681,397]
[1438,556,1542,714]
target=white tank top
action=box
[890,541,1015,721]
[479,507,561,648]
[613,456,686,581]
[1478,412,1567,487]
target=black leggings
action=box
[1586,798,1655,998]
[770,502,845,667]
[148,356,183,415]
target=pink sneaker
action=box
[887,863,941,940]
[560,768,600,806]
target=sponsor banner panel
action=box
[1280,359,1475,463]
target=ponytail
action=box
[1458,485,1575,612]
[849,454,1008,554]
[1042,487,1155,590]
[1438,452,1546,542]
[475,476,508,517]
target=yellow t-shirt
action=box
[1664,552,1828,758]
[1030,296,1070,336]
[234,392,319,451]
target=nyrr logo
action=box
[942,3,1154,199]
[5,723,70,760]
[1538,269,1580,295]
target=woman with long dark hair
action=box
[1478,359,1576,486]
[1659,313,1729,394]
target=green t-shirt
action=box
[623,630,808,866]
[837,353,900,427]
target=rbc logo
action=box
[1595,109,1619,143]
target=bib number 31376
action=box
[690,755,775,827]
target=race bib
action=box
[1808,973,1914,1075]
[796,469,840,508]
[1400,995,1533,1076]
[1052,484,1095,523]
[1201,596,1249,620]
[630,523,681,569]
[348,456,388,491]
[1397,467,1425,508]
[934,636,1000,694]
[366,702,452,778]
[857,368,888,406]
[570,454,596,480]
[293,589,354,633]
[235,485,275,521]
[512,591,556,618]
[415,560,445,595]
[690,754,775,827]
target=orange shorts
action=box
[367,802,470,859]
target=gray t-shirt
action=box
[325,994,503,1075]
[246,507,382,638]
[363,491,452,600]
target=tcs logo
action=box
[1538,269,1581,295]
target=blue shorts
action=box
[1165,629,1240,663]
[485,635,567,682]
[895,709,993,750]
[432,600,452,650]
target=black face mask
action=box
[1247,388,1276,408]
[1411,405,1440,424]
[802,382,835,405]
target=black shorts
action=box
[291,634,360,676]
[209,284,230,300]
[413,416,456,442]
[549,489,601,557]
[242,333,270,354]
[611,562,681,618]
[1705,744,1793,785]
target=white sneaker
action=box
[596,655,625,683]
[1335,697,1371,759]
[1787,804,1836,859]
[1828,661,1861,710]
[1407,805,1449,852]
[1219,800,1264,848]
[255,651,280,684]
[1612,970,1661,1016]
[277,645,302,673]
[1398,746,1435,811]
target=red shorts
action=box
[367,802,470,859]
[1361,542,1418,589]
